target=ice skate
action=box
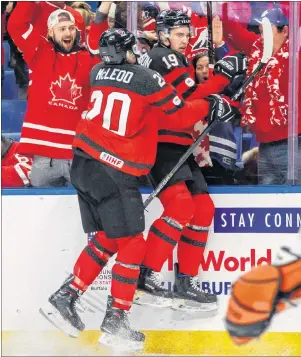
[134,266,174,308]
[172,263,218,313]
[39,274,85,338]
[98,295,145,353]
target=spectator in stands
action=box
[247,1,270,34]
[7,2,105,187]
[138,3,158,45]
[222,6,301,185]
[193,51,209,83]
[192,51,238,185]
[1,135,32,187]
[70,1,95,35]
[31,2,86,45]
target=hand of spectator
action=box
[6,2,14,14]
[213,53,248,81]
[71,2,92,11]
[204,94,237,123]
[98,1,114,14]
[157,1,170,11]
[213,16,223,47]
[242,147,259,164]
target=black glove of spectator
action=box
[214,52,247,81]
[205,94,237,123]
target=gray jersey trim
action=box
[180,236,206,248]
[150,226,178,246]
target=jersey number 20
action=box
[86,90,131,136]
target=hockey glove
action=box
[225,252,301,346]
[204,94,237,123]
[213,52,248,81]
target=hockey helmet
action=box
[156,9,191,35]
[99,28,139,65]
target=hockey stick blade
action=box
[261,17,273,64]
[232,16,273,101]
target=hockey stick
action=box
[144,17,273,209]
[207,1,215,65]
[231,17,273,101]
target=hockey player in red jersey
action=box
[7,2,102,187]
[136,10,246,312]
[1,136,32,187]
[39,28,236,350]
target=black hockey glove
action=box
[213,52,247,81]
[204,94,237,123]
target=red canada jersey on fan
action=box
[73,63,212,177]
[7,2,105,159]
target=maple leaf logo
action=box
[50,73,82,105]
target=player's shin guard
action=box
[72,231,117,291]
[177,193,215,276]
[143,183,194,271]
[173,194,217,313]
[136,183,193,308]
[111,234,146,310]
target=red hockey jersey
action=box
[8,2,101,159]
[139,45,229,145]
[73,63,211,176]
[2,141,33,187]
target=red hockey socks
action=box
[71,231,117,291]
[111,234,146,310]
[177,193,215,276]
[143,183,194,271]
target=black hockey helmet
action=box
[99,28,139,65]
[156,9,190,35]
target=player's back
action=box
[73,62,163,177]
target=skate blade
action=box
[133,290,172,308]
[39,302,79,338]
[172,298,218,313]
[98,332,144,353]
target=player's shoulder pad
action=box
[139,46,187,76]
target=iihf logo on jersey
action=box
[87,231,97,243]
[49,73,82,110]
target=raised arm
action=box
[221,3,258,56]
[86,1,112,55]
[7,2,46,66]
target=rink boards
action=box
[2,186,301,356]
